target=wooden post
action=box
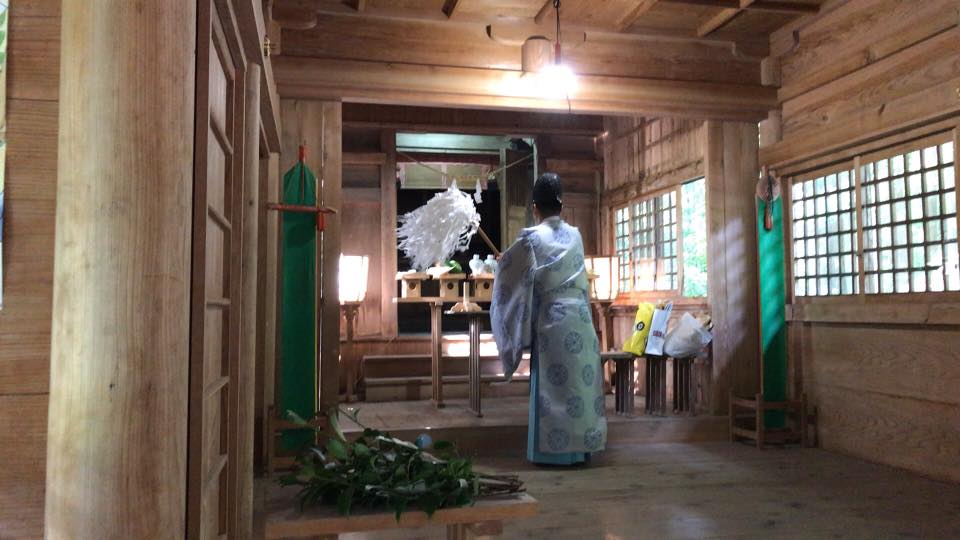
[257,152,281,469]
[341,302,361,402]
[45,1,196,536]
[319,102,343,416]
[431,301,445,408]
[705,120,761,414]
[237,63,262,540]
[380,129,399,337]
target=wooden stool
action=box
[601,352,636,415]
[729,392,810,448]
[644,355,668,416]
[672,356,697,415]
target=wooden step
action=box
[363,375,531,402]
[362,354,528,378]
[364,374,531,387]
[343,415,729,458]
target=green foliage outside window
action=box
[682,178,708,297]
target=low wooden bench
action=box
[265,484,539,539]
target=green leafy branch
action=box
[278,407,523,520]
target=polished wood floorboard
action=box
[341,396,651,432]
[321,441,960,539]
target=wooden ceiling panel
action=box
[720,9,798,35]
[366,0,446,11]
[555,0,654,30]
[623,3,718,35]
[455,0,547,20]
[280,0,818,38]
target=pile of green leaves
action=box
[278,408,523,519]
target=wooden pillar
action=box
[45,1,196,537]
[256,151,281,468]
[380,130,398,338]
[705,120,761,414]
[237,63,262,540]
[318,102,343,414]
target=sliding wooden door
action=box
[187,0,246,537]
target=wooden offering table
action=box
[446,309,490,417]
[265,485,539,539]
[394,294,491,411]
[395,296,446,407]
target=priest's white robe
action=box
[491,216,607,458]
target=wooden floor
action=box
[341,395,649,431]
[263,441,960,539]
[337,396,728,457]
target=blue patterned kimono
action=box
[491,217,606,464]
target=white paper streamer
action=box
[397,182,480,271]
[473,178,483,204]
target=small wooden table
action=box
[393,296,490,410]
[446,309,490,417]
[265,485,539,539]
[395,297,446,407]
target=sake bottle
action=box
[483,254,498,274]
[468,254,484,275]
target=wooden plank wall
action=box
[762,0,960,167]
[761,0,960,482]
[342,186,383,338]
[600,117,705,254]
[599,116,759,413]
[599,116,707,301]
[538,133,601,254]
[0,1,60,537]
[602,117,705,192]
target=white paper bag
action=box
[664,312,713,358]
[643,302,673,356]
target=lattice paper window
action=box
[791,169,859,297]
[631,199,656,291]
[861,141,958,294]
[655,191,679,291]
[615,206,632,292]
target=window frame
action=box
[611,179,705,301]
[784,130,960,305]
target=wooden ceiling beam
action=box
[534,0,554,25]
[343,104,605,136]
[697,0,756,37]
[746,1,820,14]
[442,0,461,18]
[696,0,817,36]
[282,13,764,85]
[274,56,776,121]
[273,0,774,57]
[664,0,739,6]
[617,0,660,32]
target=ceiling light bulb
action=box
[537,63,577,99]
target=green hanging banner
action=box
[280,160,318,450]
[757,196,788,428]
